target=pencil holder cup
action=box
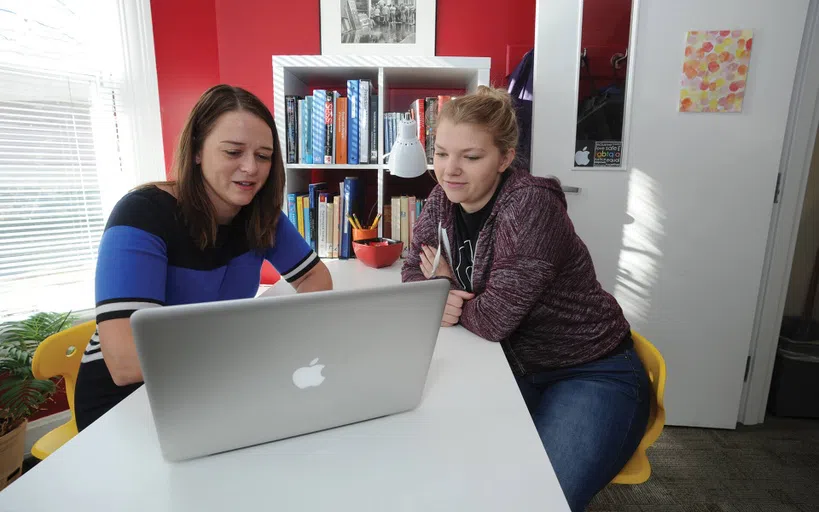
[352,228,378,241]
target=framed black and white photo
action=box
[321,0,436,56]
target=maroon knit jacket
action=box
[401,168,630,376]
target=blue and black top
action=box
[75,186,317,430]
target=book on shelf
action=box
[285,96,298,163]
[307,182,327,251]
[424,97,438,163]
[335,95,347,164]
[327,92,339,165]
[287,193,298,228]
[340,176,363,258]
[369,95,378,163]
[358,79,371,165]
[409,99,425,155]
[383,204,392,239]
[347,80,358,165]
[311,90,326,165]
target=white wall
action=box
[532,0,812,427]
[784,127,819,321]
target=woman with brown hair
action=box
[75,85,332,430]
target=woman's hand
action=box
[441,289,475,327]
[420,244,453,280]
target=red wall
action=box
[214,0,321,109]
[436,0,536,87]
[151,0,538,176]
[150,0,221,176]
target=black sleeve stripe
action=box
[95,300,163,325]
[95,302,162,324]
[282,252,320,283]
[96,297,165,307]
[96,310,138,324]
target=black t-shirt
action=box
[452,173,508,292]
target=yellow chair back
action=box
[30,320,96,459]
[611,330,667,484]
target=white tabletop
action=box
[0,260,568,511]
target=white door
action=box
[531,0,811,428]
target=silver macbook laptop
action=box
[130,279,449,462]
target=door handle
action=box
[561,185,581,194]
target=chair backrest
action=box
[31,320,96,417]
[630,330,667,444]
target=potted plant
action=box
[0,311,75,489]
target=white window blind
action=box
[0,0,163,321]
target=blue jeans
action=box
[516,338,651,512]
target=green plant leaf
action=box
[0,310,74,428]
[0,311,75,346]
[0,378,55,420]
[0,345,32,366]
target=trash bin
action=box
[767,316,819,418]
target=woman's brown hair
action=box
[155,84,284,251]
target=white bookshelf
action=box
[272,55,490,237]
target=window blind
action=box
[0,1,147,321]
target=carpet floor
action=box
[589,417,819,512]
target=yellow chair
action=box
[30,320,96,460]
[611,330,667,485]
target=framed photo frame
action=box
[320,0,436,56]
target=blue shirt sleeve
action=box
[94,192,168,323]
[265,211,319,283]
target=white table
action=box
[0,260,568,511]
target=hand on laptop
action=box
[442,290,474,327]
[420,244,453,280]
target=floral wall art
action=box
[679,29,753,113]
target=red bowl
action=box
[352,237,404,268]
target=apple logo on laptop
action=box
[292,358,325,389]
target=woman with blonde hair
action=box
[402,86,650,511]
[75,85,332,430]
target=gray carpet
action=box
[589,418,819,512]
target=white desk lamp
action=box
[386,119,427,178]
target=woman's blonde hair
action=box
[147,84,285,251]
[436,85,519,162]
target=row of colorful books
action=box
[284,80,376,165]
[284,82,456,166]
[287,184,426,260]
[286,177,363,259]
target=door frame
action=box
[739,0,819,425]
